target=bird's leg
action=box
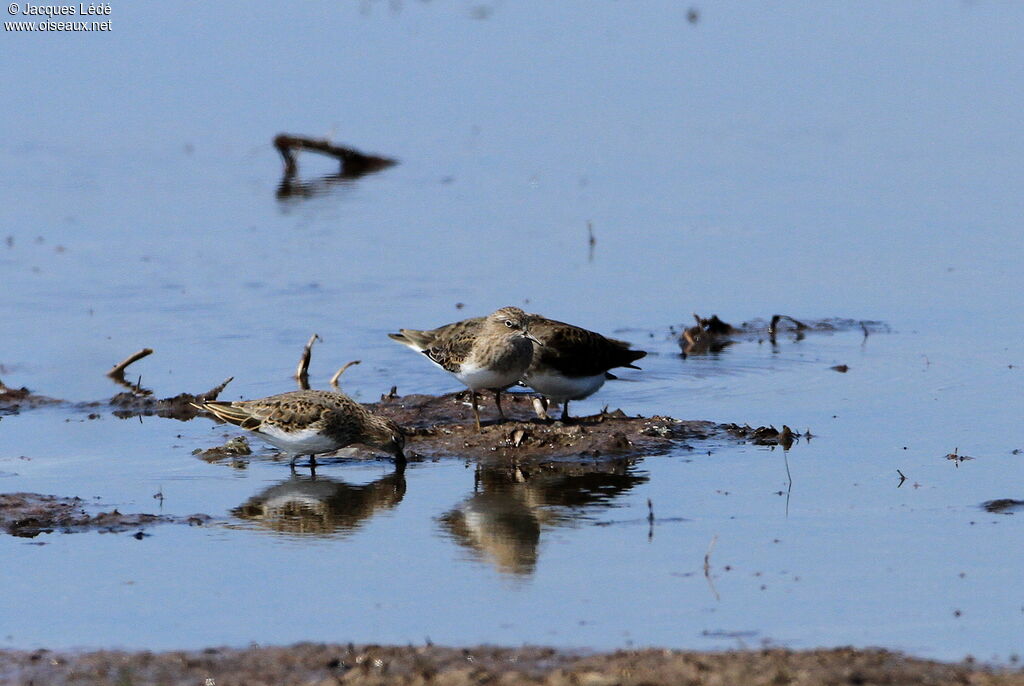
[289,454,299,467]
[308,454,317,469]
[532,396,551,421]
[561,400,571,422]
[494,390,505,420]
[471,391,481,432]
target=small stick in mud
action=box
[107,348,154,381]
[295,334,320,390]
[330,360,361,390]
[199,376,234,401]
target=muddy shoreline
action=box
[1,643,1021,686]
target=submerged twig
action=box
[273,133,397,179]
[704,534,720,601]
[107,348,154,381]
[329,360,361,390]
[768,314,808,336]
[783,449,793,518]
[647,498,655,541]
[296,334,320,390]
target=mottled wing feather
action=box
[422,332,477,373]
[198,390,357,433]
[389,317,484,351]
[198,402,265,430]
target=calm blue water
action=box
[1,0,1022,662]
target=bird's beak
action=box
[523,331,542,346]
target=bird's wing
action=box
[534,321,647,376]
[195,394,334,432]
[389,317,484,351]
[422,331,477,373]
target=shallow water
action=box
[2,0,1023,662]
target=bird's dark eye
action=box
[504,320,515,328]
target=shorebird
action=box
[522,316,646,421]
[388,306,539,431]
[192,389,405,468]
[390,309,646,422]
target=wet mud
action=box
[368,391,782,465]
[1,643,1020,686]
[0,493,210,538]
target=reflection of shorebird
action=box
[231,470,406,536]
[388,307,539,431]
[390,311,645,421]
[192,389,405,468]
[439,464,647,577]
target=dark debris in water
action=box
[678,313,889,356]
[274,133,397,199]
[982,499,1024,514]
[945,448,975,465]
[0,381,60,415]
[193,436,252,463]
[0,493,211,538]
[720,423,805,449]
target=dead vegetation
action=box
[273,133,397,199]
[0,379,60,414]
[677,313,887,356]
[1,348,232,421]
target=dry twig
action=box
[273,134,396,178]
[329,360,361,390]
[107,348,153,380]
[296,334,320,390]
[199,377,234,401]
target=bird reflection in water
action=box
[231,467,406,537]
[438,462,647,577]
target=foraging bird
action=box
[192,389,405,468]
[389,306,539,431]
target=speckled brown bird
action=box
[388,306,539,431]
[192,389,405,468]
[390,310,646,422]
